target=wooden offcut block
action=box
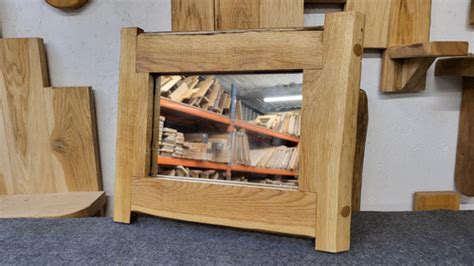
[413,191,460,211]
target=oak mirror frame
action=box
[114,11,365,253]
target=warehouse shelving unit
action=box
[158,93,300,177]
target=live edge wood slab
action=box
[114,12,365,253]
[435,57,474,197]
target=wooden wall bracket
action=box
[435,56,474,196]
[381,42,469,92]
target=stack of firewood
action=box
[160,75,242,119]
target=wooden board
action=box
[388,0,431,46]
[345,0,393,49]
[131,177,317,237]
[136,29,323,73]
[435,57,474,78]
[215,0,260,30]
[113,28,153,223]
[387,42,468,59]
[171,0,215,31]
[0,192,105,218]
[352,89,368,211]
[455,78,474,196]
[46,0,88,10]
[299,12,365,252]
[259,0,304,28]
[0,38,101,195]
[413,191,460,211]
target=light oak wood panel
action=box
[215,0,260,30]
[0,192,105,218]
[46,87,102,192]
[113,28,154,223]
[413,191,460,211]
[345,0,393,49]
[388,0,431,46]
[131,177,317,237]
[46,0,88,10]
[171,0,215,31]
[387,42,468,59]
[301,12,364,253]
[435,57,474,78]
[455,78,474,196]
[259,0,304,28]
[136,29,323,73]
[0,38,101,195]
[352,89,368,211]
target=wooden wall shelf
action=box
[435,56,474,197]
[382,42,469,93]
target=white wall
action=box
[0,0,473,214]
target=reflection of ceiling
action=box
[216,74,303,113]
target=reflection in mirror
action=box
[154,73,303,189]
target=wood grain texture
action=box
[435,57,474,78]
[47,87,102,192]
[113,28,153,223]
[352,89,368,212]
[0,38,101,195]
[171,0,215,31]
[455,78,474,196]
[136,29,323,73]
[46,0,88,10]
[259,0,304,28]
[215,0,260,30]
[381,42,468,92]
[388,0,431,46]
[345,0,393,49]
[300,12,365,253]
[131,177,317,237]
[0,192,105,218]
[413,191,460,211]
[387,42,468,59]
[380,0,434,92]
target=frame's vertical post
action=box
[309,12,365,253]
[113,28,153,223]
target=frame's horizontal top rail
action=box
[136,29,323,73]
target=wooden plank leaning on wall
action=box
[113,28,154,223]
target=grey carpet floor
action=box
[1,211,473,264]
